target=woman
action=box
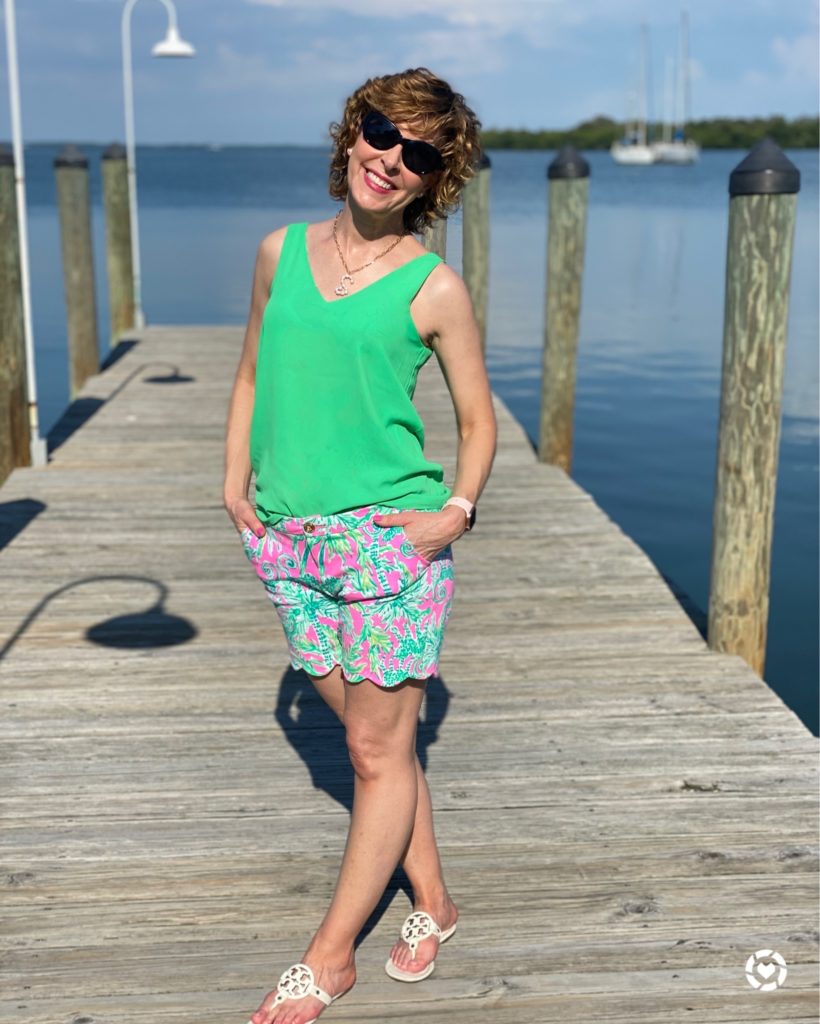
[224,67,497,1024]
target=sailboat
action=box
[611,22,656,165]
[651,10,700,164]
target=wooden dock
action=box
[1,325,817,1023]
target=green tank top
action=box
[249,220,452,525]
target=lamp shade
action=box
[151,25,195,58]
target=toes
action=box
[408,937,438,971]
[254,992,287,1024]
[390,936,438,973]
[272,999,318,1024]
[249,997,274,1024]
[288,1004,318,1024]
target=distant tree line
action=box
[480,115,819,150]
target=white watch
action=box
[443,496,475,531]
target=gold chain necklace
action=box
[331,209,408,296]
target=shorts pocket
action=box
[371,509,449,569]
[240,525,260,559]
[397,524,434,565]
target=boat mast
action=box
[682,8,691,138]
[638,21,648,146]
[662,54,673,144]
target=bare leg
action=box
[249,673,428,1024]
[389,761,458,976]
[311,668,458,976]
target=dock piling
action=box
[54,144,99,399]
[538,144,590,472]
[462,152,491,355]
[423,216,447,258]
[708,138,801,675]
[0,144,30,481]
[101,143,135,347]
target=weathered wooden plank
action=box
[1,834,817,902]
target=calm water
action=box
[21,144,820,733]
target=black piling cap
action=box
[547,144,590,180]
[103,142,127,161]
[0,143,13,167]
[470,150,491,173]
[729,138,800,197]
[54,144,88,169]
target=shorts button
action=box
[303,521,316,533]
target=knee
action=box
[345,723,387,780]
[345,722,411,781]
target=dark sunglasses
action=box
[361,110,445,176]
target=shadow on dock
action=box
[0,497,47,552]
[660,572,709,640]
[0,573,198,661]
[47,338,195,455]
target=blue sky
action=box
[1,0,817,144]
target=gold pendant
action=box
[335,273,354,296]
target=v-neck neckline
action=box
[300,222,435,305]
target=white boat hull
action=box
[651,140,700,164]
[610,141,656,165]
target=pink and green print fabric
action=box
[240,503,455,688]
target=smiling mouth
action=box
[363,167,396,193]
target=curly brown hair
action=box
[328,67,483,235]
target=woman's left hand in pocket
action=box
[373,507,466,561]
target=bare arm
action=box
[223,227,286,535]
[425,265,497,513]
[376,264,497,556]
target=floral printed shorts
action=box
[240,503,455,688]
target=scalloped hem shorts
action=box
[240,502,455,688]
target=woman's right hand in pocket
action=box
[225,496,265,538]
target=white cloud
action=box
[243,0,647,49]
[225,1,820,126]
[245,0,541,29]
[772,32,820,86]
[227,1,545,100]
[401,26,509,77]
[687,56,706,83]
[202,39,383,95]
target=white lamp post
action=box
[3,0,48,465]
[121,0,194,329]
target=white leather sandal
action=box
[384,910,458,982]
[246,962,347,1024]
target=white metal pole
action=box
[3,0,48,465]
[121,0,189,332]
[121,0,145,329]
